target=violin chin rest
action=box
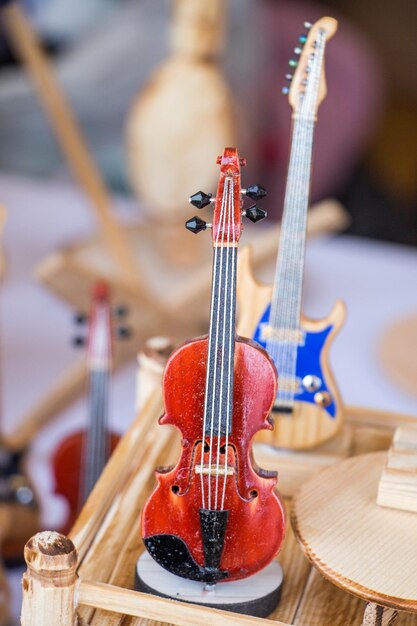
[143,534,228,583]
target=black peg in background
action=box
[72,336,86,347]
[114,305,129,318]
[185,216,207,234]
[245,205,267,223]
[74,312,87,325]
[189,191,212,209]
[116,326,132,340]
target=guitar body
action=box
[53,430,120,535]
[142,335,285,582]
[237,245,345,449]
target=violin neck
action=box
[82,367,110,504]
[204,243,237,436]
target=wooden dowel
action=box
[21,532,78,626]
[1,4,147,297]
[78,580,288,626]
[361,602,398,626]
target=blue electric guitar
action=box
[237,17,345,449]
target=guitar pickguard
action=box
[253,303,336,419]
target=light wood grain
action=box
[292,452,417,613]
[21,531,78,626]
[377,426,417,513]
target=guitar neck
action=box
[82,367,110,503]
[269,115,315,331]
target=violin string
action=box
[204,178,227,510]
[214,176,233,510]
[220,178,236,511]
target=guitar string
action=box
[204,178,228,510]
[267,31,326,409]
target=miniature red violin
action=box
[142,147,285,583]
[52,282,128,534]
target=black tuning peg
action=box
[244,205,267,223]
[74,312,87,325]
[116,326,132,340]
[72,336,86,347]
[185,216,208,234]
[244,184,267,201]
[189,191,213,209]
[114,305,128,318]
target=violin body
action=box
[53,430,119,534]
[142,335,285,582]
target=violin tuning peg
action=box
[243,184,267,200]
[72,336,86,347]
[116,326,132,340]
[244,205,267,223]
[114,305,128,318]
[189,191,213,209]
[185,216,208,234]
[304,21,312,29]
[74,312,87,325]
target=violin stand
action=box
[292,450,417,625]
[135,551,283,618]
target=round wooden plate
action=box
[292,452,417,613]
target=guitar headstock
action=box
[72,282,131,369]
[186,147,268,244]
[284,17,337,119]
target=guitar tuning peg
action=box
[294,47,302,55]
[74,312,87,325]
[114,305,128,318]
[116,326,132,340]
[288,59,298,68]
[185,216,209,234]
[72,336,86,347]
[282,87,290,95]
[244,205,267,223]
[299,34,307,44]
[189,191,213,209]
[304,21,312,29]
[285,74,293,81]
[243,184,267,200]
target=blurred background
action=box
[0,0,415,242]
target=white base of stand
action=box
[135,551,284,617]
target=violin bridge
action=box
[195,465,235,477]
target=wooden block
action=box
[377,427,417,513]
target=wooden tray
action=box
[20,395,417,626]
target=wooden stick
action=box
[361,603,398,626]
[1,3,145,296]
[345,405,417,431]
[21,531,78,626]
[77,580,288,626]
